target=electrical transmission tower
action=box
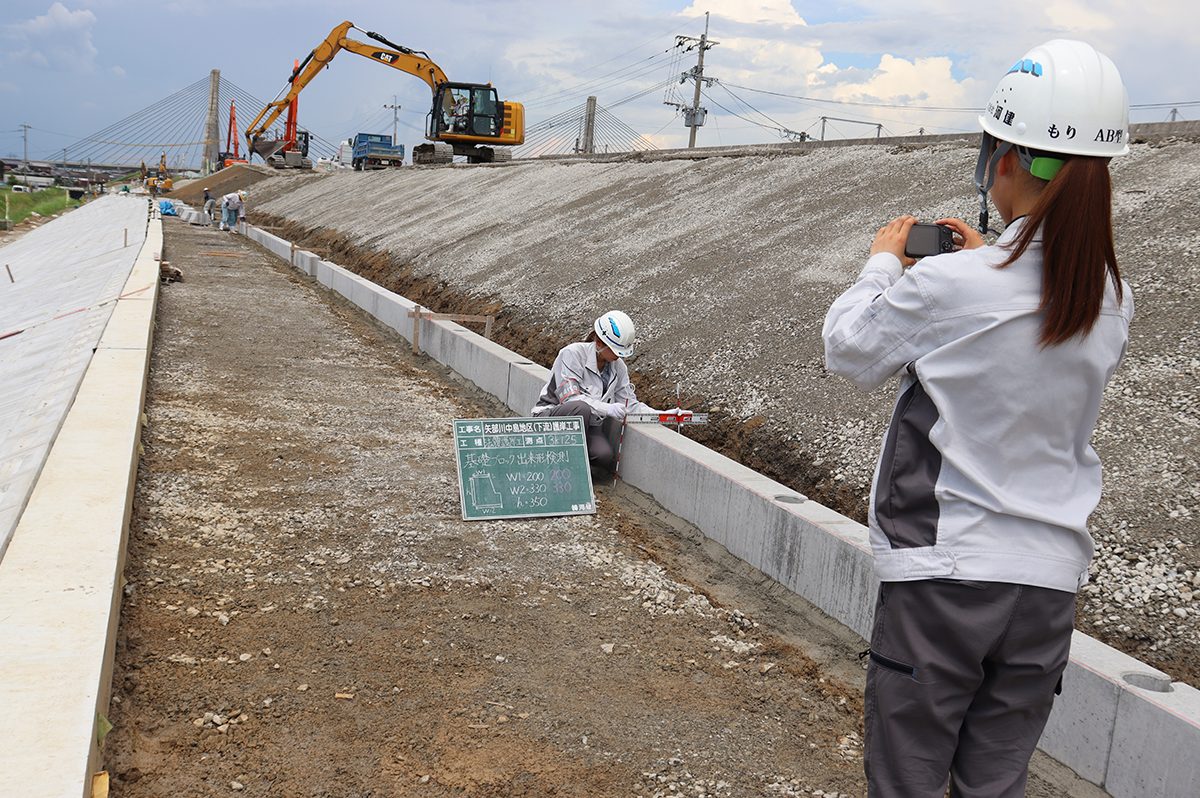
[664,12,719,148]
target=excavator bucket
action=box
[251,138,288,161]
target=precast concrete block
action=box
[771,505,876,639]
[373,289,418,340]
[435,329,520,402]
[255,230,291,261]
[1105,678,1200,797]
[506,361,550,415]
[315,260,335,289]
[329,264,359,300]
[1038,632,1127,786]
[293,251,318,277]
[414,317,461,366]
[619,425,768,562]
[347,275,381,317]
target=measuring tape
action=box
[625,411,708,425]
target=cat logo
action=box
[1093,128,1124,143]
[373,51,397,64]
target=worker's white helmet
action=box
[237,190,247,198]
[979,39,1129,158]
[594,310,636,358]
[973,39,1128,232]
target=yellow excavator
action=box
[245,21,524,166]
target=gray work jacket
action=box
[531,341,656,423]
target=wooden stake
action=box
[484,315,494,340]
[123,228,128,247]
[5,264,13,283]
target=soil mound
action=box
[167,164,275,204]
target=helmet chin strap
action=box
[974,132,1013,234]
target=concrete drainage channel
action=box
[233,214,1200,797]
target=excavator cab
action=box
[417,82,523,164]
[428,83,502,139]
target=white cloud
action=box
[681,0,806,27]
[1045,0,1115,30]
[4,3,99,70]
[110,64,125,77]
[823,54,977,106]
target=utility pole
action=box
[581,95,597,154]
[687,13,709,148]
[20,123,31,166]
[664,13,719,148]
[384,96,402,143]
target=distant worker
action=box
[220,189,246,233]
[822,40,1133,796]
[202,187,217,225]
[531,311,663,474]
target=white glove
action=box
[669,407,694,422]
[604,402,627,420]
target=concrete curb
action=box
[0,215,161,796]
[246,223,1200,797]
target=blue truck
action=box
[350,133,406,171]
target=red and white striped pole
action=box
[611,397,631,486]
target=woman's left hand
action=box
[870,215,918,268]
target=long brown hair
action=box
[1000,155,1124,347]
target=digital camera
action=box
[904,223,955,258]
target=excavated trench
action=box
[255,212,871,525]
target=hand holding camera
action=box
[871,215,985,267]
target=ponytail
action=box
[1000,155,1123,347]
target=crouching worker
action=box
[220,189,246,232]
[531,310,661,473]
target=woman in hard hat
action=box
[531,310,661,472]
[822,40,1133,795]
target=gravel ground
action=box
[246,130,1200,685]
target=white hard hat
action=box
[594,310,636,358]
[979,39,1129,159]
[237,189,247,198]
[973,39,1128,232]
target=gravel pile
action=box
[250,130,1200,684]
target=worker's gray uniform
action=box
[823,218,1132,797]
[531,341,656,469]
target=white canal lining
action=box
[0,209,161,797]
[244,219,1200,798]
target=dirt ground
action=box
[103,219,1102,797]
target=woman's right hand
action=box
[935,217,985,251]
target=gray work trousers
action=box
[864,579,1075,798]
[542,400,619,470]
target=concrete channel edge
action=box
[0,212,161,797]
[244,220,1200,796]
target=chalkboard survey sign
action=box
[453,416,596,521]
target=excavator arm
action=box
[245,20,450,158]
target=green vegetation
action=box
[0,186,82,224]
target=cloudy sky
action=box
[2,0,1196,163]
